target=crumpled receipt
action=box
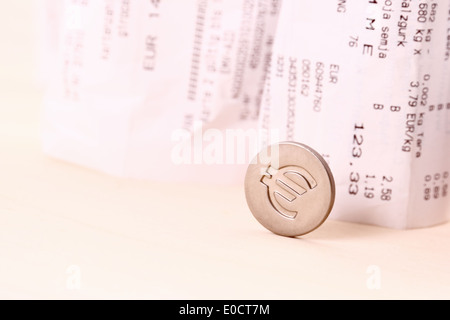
[39,0,449,229]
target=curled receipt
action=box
[40,0,449,229]
[260,0,450,228]
[42,0,280,184]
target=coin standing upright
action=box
[245,142,336,237]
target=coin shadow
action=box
[296,219,397,240]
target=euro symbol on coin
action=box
[261,165,318,220]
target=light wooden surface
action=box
[1,82,449,300]
[0,2,449,300]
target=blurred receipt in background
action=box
[36,0,449,229]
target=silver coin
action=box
[244,141,335,237]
